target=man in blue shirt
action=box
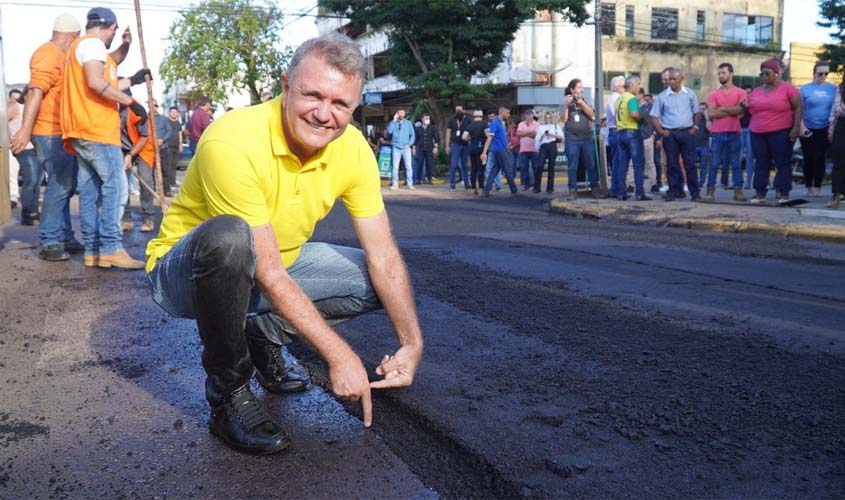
[481,106,518,196]
[651,68,702,201]
[386,109,416,190]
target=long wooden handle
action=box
[133,0,169,212]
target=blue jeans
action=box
[607,128,618,178]
[750,128,793,197]
[484,152,502,190]
[695,146,711,186]
[709,132,741,189]
[614,129,646,197]
[148,215,381,401]
[14,149,43,220]
[741,127,756,186]
[663,129,700,197]
[654,137,663,187]
[391,146,413,186]
[565,139,598,190]
[449,143,469,188]
[518,151,538,187]
[484,150,517,193]
[32,134,77,246]
[71,139,128,256]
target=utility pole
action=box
[0,6,12,223]
[594,0,608,192]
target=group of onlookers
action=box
[603,58,843,208]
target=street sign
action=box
[363,93,382,105]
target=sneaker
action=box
[683,184,689,193]
[691,194,703,202]
[209,386,291,454]
[140,220,155,232]
[733,188,747,202]
[664,192,676,202]
[650,185,660,194]
[617,195,629,201]
[704,187,715,202]
[659,185,669,193]
[120,220,134,232]
[636,194,652,201]
[389,184,398,191]
[407,185,416,190]
[63,239,85,255]
[749,196,766,204]
[38,244,70,262]
[97,249,144,270]
[777,194,790,204]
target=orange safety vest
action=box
[127,108,156,169]
[61,34,120,153]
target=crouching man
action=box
[145,34,423,454]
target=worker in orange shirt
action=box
[119,89,157,233]
[10,13,83,262]
[60,7,150,270]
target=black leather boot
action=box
[209,384,290,454]
[246,315,308,394]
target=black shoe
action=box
[617,195,629,201]
[247,335,308,394]
[63,238,84,255]
[533,189,541,193]
[38,244,70,261]
[691,194,703,202]
[626,186,634,193]
[21,217,35,226]
[664,193,676,202]
[677,191,687,199]
[209,386,290,454]
[636,194,652,201]
[650,185,660,193]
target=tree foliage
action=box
[161,0,292,105]
[318,0,591,125]
[817,0,845,73]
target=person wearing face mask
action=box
[799,61,837,198]
[413,114,438,184]
[446,105,471,190]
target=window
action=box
[601,3,616,36]
[648,72,664,95]
[696,11,705,41]
[625,5,635,37]
[603,70,625,91]
[651,8,678,40]
[722,14,774,46]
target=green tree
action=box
[318,0,591,128]
[161,0,292,105]
[817,0,845,73]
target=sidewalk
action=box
[550,184,845,243]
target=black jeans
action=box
[832,120,845,196]
[536,142,557,192]
[799,128,830,188]
[415,150,435,182]
[468,143,485,189]
[148,215,382,404]
[161,146,177,191]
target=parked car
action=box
[176,140,194,170]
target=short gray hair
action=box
[287,33,366,85]
[610,75,625,89]
[624,75,640,89]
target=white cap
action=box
[53,13,82,34]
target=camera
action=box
[574,95,583,102]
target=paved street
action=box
[1,184,844,498]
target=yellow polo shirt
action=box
[145,97,384,273]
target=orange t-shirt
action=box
[61,34,119,153]
[127,108,156,168]
[28,41,65,136]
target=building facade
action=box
[599,0,784,97]
[788,42,842,87]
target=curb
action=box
[549,199,845,244]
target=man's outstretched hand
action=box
[329,351,373,427]
[370,344,422,390]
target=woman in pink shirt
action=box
[747,59,803,204]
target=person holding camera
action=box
[562,79,598,198]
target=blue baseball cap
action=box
[87,7,117,26]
